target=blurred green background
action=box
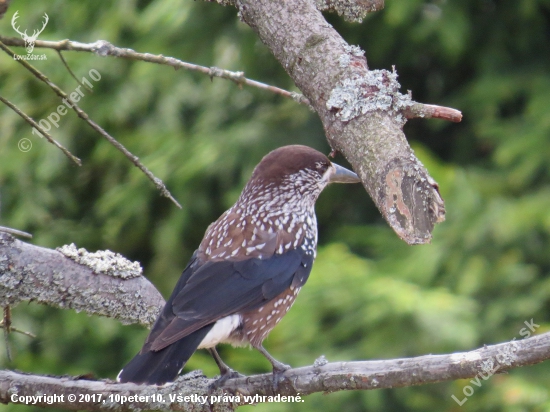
[1,0,550,411]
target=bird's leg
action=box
[256,344,291,390]
[208,348,244,389]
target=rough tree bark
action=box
[0,233,163,327]
[210,0,450,244]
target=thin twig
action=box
[0,36,312,107]
[0,40,181,208]
[404,102,463,122]
[0,95,82,166]
[0,226,33,238]
[56,50,93,93]
[0,324,36,339]
[0,36,464,123]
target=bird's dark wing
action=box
[149,248,313,351]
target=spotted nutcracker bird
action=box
[117,145,360,385]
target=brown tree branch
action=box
[0,333,548,410]
[208,0,455,244]
[0,233,164,327]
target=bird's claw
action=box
[209,369,245,391]
[271,363,291,392]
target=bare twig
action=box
[0,95,82,165]
[1,333,550,410]
[0,40,181,208]
[0,36,311,107]
[56,50,94,93]
[0,226,32,239]
[0,323,36,338]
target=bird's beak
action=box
[329,163,361,184]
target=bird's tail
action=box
[117,325,213,385]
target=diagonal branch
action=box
[0,40,181,209]
[0,333,549,410]
[0,95,82,165]
[206,0,459,244]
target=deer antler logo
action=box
[11,11,49,54]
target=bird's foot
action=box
[209,368,245,390]
[271,362,291,392]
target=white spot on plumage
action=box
[198,314,241,349]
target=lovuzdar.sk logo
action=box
[11,10,48,60]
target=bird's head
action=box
[244,145,360,205]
